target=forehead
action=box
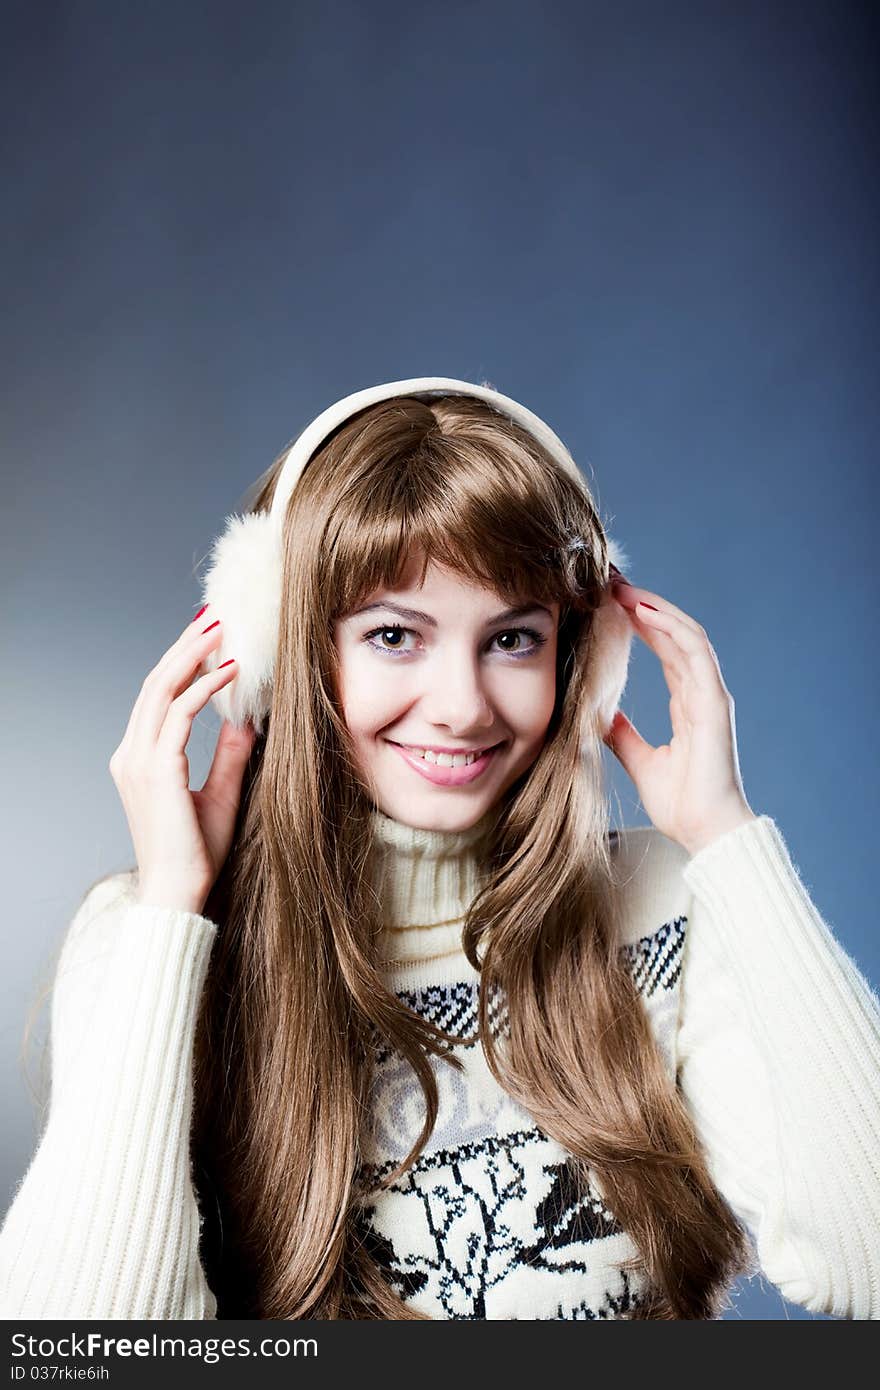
[387,550,551,601]
[384,556,500,599]
[347,571,557,630]
[339,540,565,625]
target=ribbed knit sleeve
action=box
[0,875,219,1319]
[676,814,880,1319]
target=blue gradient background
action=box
[2,0,877,1320]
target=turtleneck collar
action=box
[368,804,500,992]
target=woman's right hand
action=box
[108,608,257,917]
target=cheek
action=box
[336,648,405,733]
[501,666,557,734]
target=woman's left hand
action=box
[602,576,758,857]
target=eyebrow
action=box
[348,600,554,627]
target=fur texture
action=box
[198,509,281,736]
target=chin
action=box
[372,789,496,832]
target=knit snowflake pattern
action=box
[356,1125,653,1318]
[355,917,687,1318]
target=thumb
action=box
[201,718,257,802]
[602,710,653,782]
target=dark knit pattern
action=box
[356,917,687,1318]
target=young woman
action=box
[2,379,878,1321]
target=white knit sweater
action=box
[1,813,879,1319]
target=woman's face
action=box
[332,552,559,831]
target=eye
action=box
[364,625,416,655]
[493,628,547,656]
[362,625,548,659]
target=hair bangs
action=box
[322,424,599,621]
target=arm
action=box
[0,875,219,1319]
[675,814,880,1319]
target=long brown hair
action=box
[192,393,754,1318]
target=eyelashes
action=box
[362,624,548,661]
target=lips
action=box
[393,741,500,760]
[386,740,503,787]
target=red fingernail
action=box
[202,619,220,633]
[639,602,658,611]
[218,658,235,668]
[192,604,208,622]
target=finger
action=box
[622,603,691,692]
[603,710,656,782]
[155,657,240,758]
[122,619,227,758]
[612,581,704,636]
[115,613,210,755]
[199,719,257,807]
[633,602,726,684]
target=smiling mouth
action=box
[387,740,505,765]
[385,739,505,787]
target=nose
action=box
[419,648,497,737]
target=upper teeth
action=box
[403,746,491,767]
